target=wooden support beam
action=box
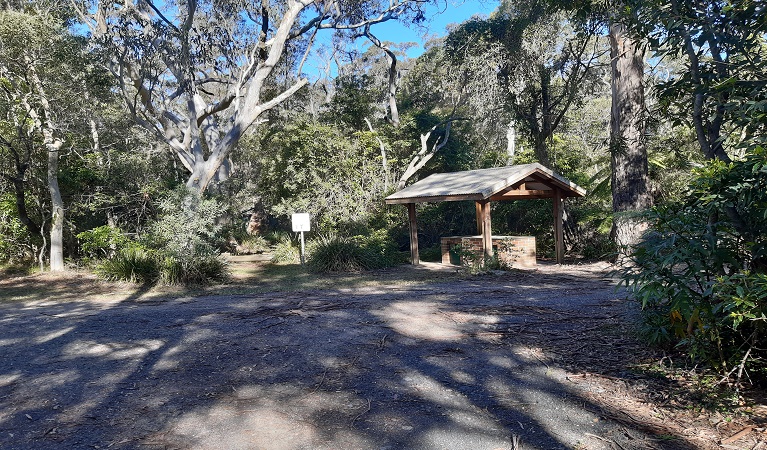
[480,200,493,260]
[475,201,483,234]
[490,189,553,201]
[553,188,564,264]
[407,203,419,265]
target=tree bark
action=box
[363,29,400,127]
[608,21,653,254]
[46,137,64,271]
[25,58,65,271]
[398,117,466,189]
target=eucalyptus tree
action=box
[395,37,507,186]
[543,0,653,252]
[444,1,606,169]
[606,7,653,253]
[636,0,767,159]
[0,6,90,270]
[74,0,432,195]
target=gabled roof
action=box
[384,163,586,204]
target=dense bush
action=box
[158,253,228,285]
[0,195,36,263]
[270,232,300,264]
[351,229,406,268]
[622,149,767,381]
[94,188,230,285]
[76,225,129,259]
[233,235,270,255]
[419,244,443,262]
[307,231,405,273]
[96,245,157,283]
[307,235,370,272]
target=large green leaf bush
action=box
[622,148,767,381]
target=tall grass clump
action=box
[307,231,405,273]
[96,245,157,283]
[270,233,300,263]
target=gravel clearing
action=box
[0,262,756,449]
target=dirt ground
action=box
[0,262,765,449]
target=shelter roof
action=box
[384,163,586,204]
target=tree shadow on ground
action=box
[0,268,715,449]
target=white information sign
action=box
[291,213,310,265]
[291,213,311,232]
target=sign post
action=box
[291,213,310,265]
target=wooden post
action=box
[480,200,493,260]
[475,201,483,234]
[407,203,419,265]
[553,188,564,264]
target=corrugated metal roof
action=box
[385,163,586,204]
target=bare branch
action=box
[364,27,400,127]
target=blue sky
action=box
[371,0,499,57]
[303,0,499,77]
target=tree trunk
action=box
[25,57,65,271]
[48,144,64,271]
[9,175,41,237]
[506,120,516,165]
[608,21,653,255]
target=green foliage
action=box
[256,121,388,232]
[454,245,502,275]
[96,245,158,284]
[157,253,229,285]
[96,242,228,285]
[76,225,128,259]
[419,244,443,262]
[325,74,378,129]
[0,195,35,263]
[307,234,371,272]
[307,231,405,273]
[0,261,37,277]
[93,188,229,285]
[622,148,767,378]
[146,187,223,258]
[637,0,767,146]
[271,240,300,264]
[234,235,270,255]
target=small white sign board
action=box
[291,213,310,265]
[291,213,310,232]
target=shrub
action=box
[350,229,406,268]
[94,188,231,285]
[145,187,222,258]
[0,194,35,263]
[456,246,501,275]
[77,225,129,259]
[96,245,158,283]
[271,240,300,264]
[265,231,293,245]
[621,148,767,382]
[419,244,443,262]
[0,262,37,277]
[158,253,229,285]
[234,235,270,255]
[146,187,230,284]
[307,231,405,273]
[307,234,369,272]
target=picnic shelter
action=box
[384,163,586,265]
